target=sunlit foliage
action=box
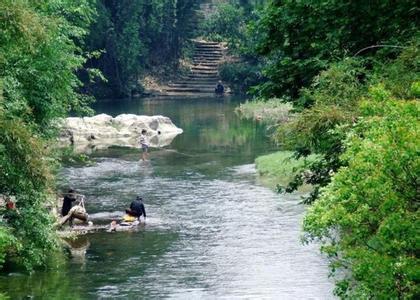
[304,87,419,298]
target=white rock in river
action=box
[59,113,183,153]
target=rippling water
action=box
[1,97,335,299]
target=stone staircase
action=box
[162,40,227,96]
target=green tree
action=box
[250,0,418,100]
[85,0,200,97]
[0,0,95,270]
[303,87,419,298]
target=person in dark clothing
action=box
[62,189,77,216]
[125,196,146,221]
[215,81,224,94]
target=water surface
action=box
[1,96,334,299]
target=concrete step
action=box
[193,57,222,62]
[164,87,216,93]
[191,64,219,69]
[195,48,222,53]
[195,43,222,47]
[194,53,223,57]
[192,64,219,68]
[175,79,219,84]
[191,66,219,72]
[190,70,218,75]
[194,52,222,57]
[193,58,221,63]
[187,74,219,79]
[195,41,220,46]
[168,83,216,88]
[195,47,222,52]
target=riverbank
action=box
[235,98,292,123]
[255,151,317,191]
[235,100,305,191]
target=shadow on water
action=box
[0,96,335,299]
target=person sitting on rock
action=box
[62,188,77,217]
[125,196,146,222]
[215,80,224,94]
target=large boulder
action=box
[59,114,183,153]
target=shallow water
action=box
[1,96,335,299]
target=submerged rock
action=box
[59,113,183,153]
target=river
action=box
[1,96,335,299]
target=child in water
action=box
[140,129,149,161]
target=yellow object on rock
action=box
[123,214,137,222]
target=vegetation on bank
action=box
[216,0,419,297]
[236,98,292,124]
[83,0,201,98]
[255,151,317,190]
[0,0,95,270]
[200,1,266,94]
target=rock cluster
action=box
[59,113,183,153]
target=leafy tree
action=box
[85,0,200,97]
[0,0,95,270]
[250,0,418,100]
[303,86,419,298]
[201,2,245,46]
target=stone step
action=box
[194,51,222,56]
[195,41,220,46]
[192,63,219,68]
[193,57,222,62]
[164,88,216,93]
[195,48,222,52]
[194,53,222,57]
[175,79,219,84]
[193,58,221,62]
[168,83,216,88]
[187,74,219,79]
[195,47,222,51]
[190,69,218,75]
[192,66,219,71]
[195,43,222,47]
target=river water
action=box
[1,97,334,299]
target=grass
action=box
[255,151,317,191]
[236,98,293,124]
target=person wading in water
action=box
[140,129,149,161]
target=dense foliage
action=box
[0,0,95,270]
[250,0,418,100]
[304,87,419,298]
[200,0,266,93]
[234,0,420,297]
[84,0,201,97]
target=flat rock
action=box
[59,114,183,153]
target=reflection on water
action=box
[0,97,335,299]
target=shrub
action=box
[303,88,420,298]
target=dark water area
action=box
[0,96,335,299]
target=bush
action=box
[220,61,263,94]
[200,2,245,48]
[255,151,318,189]
[236,98,293,124]
[0,0,95,270]
[303,88,420,298]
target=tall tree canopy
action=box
[84,0,200,97]
[0,0,95,270]
[251,0,418,100]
